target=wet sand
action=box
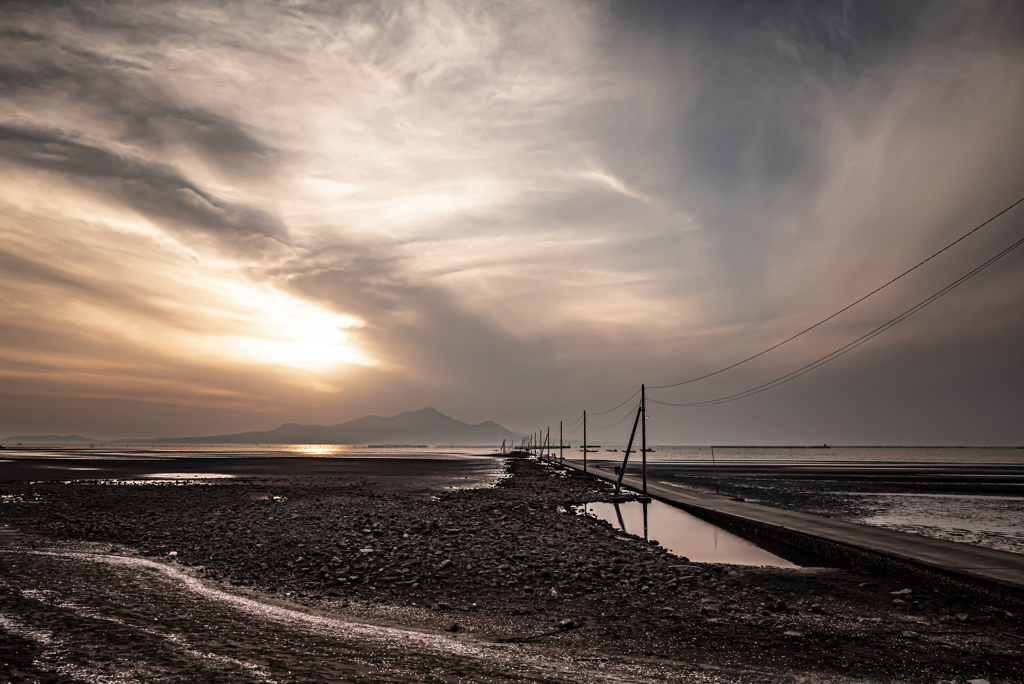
[0,455,506,493]
[2,456,1022,682]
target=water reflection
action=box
[578,499,799,568]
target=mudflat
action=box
[1,457,1021,683]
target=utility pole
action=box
[546,426,550,462]
[559,420,563,464]
[583,410,587,472]
[642,383,647,496]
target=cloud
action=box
[0,0,1022,442]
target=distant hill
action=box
[144,407,519,445]
[0,434,98,444]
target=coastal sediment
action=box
[1,457,1022,682]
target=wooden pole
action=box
[641,383,647,496]
[712,446,719,495]
[583,411,587,472]
[614,402,642,496]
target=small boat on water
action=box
[606,449,618,452]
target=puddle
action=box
[45,475,239,485]
[576,500,799,567]
[142,473,237,479]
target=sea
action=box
[3,443,1022,557]
[581,445,1024,557]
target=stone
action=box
[782,631,802,637]
[890,588,913,596]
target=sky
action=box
[1,0,1023,445]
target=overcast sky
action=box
[1,0,1022,444]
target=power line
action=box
[590,387,641,416]
[649,194,1024,390]
[593,399,642,428]
[649,231,1024,408]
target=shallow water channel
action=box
[576,500,799,568]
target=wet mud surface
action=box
[2,457,1022,683]
[631,460,1024,556]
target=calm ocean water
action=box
[627,445,1024,464]
[0,444,504,459]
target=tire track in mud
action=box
[1,549,726,683]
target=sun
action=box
[204,283,373,372]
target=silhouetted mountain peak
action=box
[142,407,518,445]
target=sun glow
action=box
[209,287,372,372]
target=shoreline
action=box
[2,457,1022,682]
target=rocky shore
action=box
[2,456,1022,682]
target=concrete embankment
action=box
[562,457,1024,606]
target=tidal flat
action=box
[1,457,1021,683]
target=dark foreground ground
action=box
[1,457,1021,683]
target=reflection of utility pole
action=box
[642,500,648,541]
[613,501,626,533]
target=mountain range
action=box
[1,407,519,446]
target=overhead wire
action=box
[563,195,1023,429]
[589,387,641,416]
[648,231,1024,408]
[592,399,642,428]
[649,194,1024,390]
